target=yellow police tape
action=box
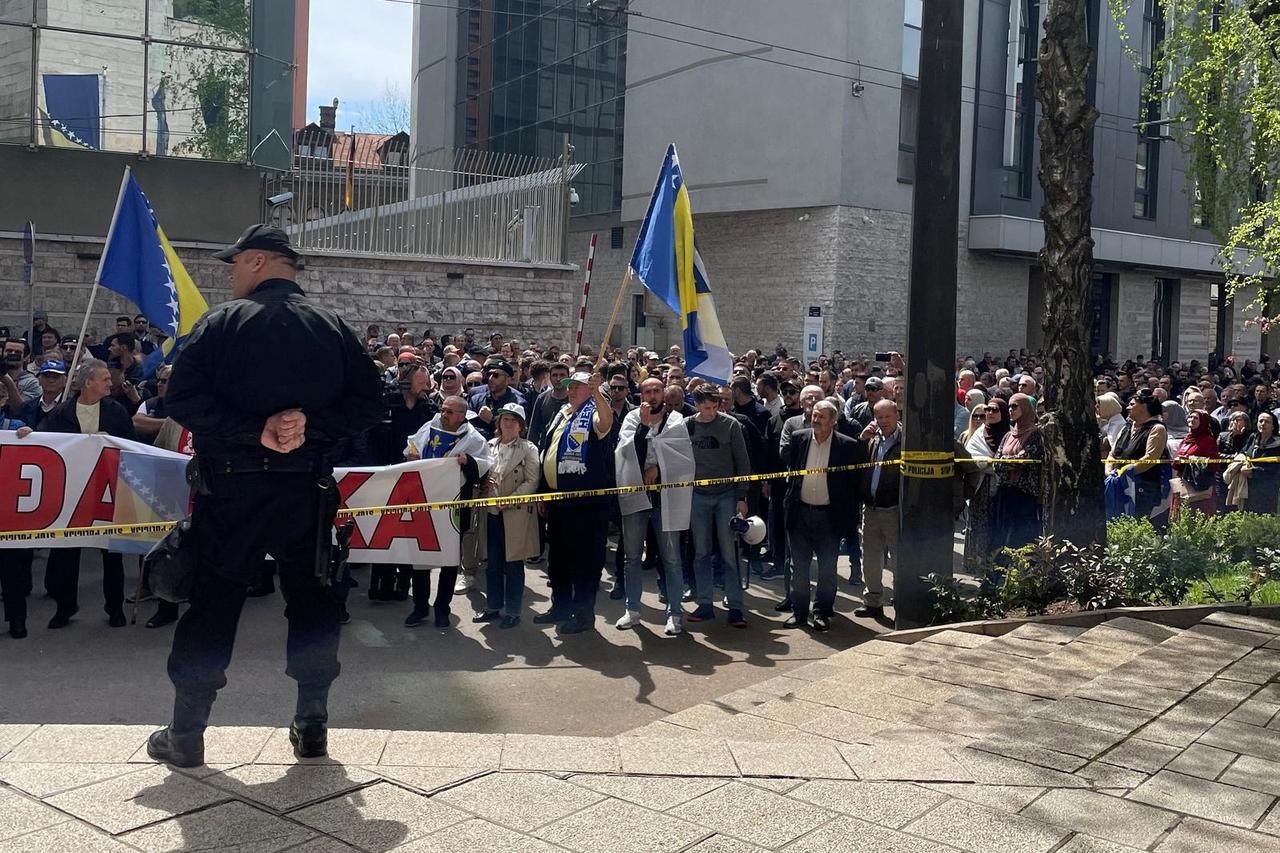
[900,450,954,479]
[0,460,894,542]
[4,453,1279,542]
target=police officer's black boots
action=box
[292,687,329,758]
[289,721,328,758]
[146,727,205,768]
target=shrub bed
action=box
[928,512,1280,624]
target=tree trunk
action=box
[1035,0,1106,546]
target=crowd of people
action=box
[3,312,1280,643]
[955,349,1280,572]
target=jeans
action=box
[622,507,683,616]
[691,490,742,610]
[484,513,525,617]
[788,504,840,617]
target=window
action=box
[1003,0,1038,198]
[1134,0,1163,219]
[902,0,922,78]
[898,81,919,182]
[610,226,624,249]
[1151,278,1177,364]
[898,0,922,183]
[1089,273,1115,355]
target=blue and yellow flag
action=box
[97,170,209,375]
[629,144,732,384]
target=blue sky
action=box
[305,0,413,130]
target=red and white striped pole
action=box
[574,232,597,356]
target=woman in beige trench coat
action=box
[474,403,542,627]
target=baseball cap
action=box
[38,360,67,375]
[561,371,592,388]
[212,223,299,263]
[33,310,48,320]
[484,358,515,377]
[496,402,526,423]
[864,376,885,391]
[397,352,421,365]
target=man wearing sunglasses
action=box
[468,358,527,442]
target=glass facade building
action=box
[453,0,625,216]
[0,1,295,165]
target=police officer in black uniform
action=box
[147,225,382,768]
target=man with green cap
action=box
[535,369,613,634]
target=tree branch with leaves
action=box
[1110,0,1280,331]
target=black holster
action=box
[315,474,353,587]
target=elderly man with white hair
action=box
[782,399,863,632]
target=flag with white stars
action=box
[109,450,193,554]
[98,170,209,375]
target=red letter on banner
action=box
[365,472,440,551]
[68,447,121,528]
[0,445,67,530]
[335,470,374,549]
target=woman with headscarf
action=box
[1242,411,1280,514]
[1096,392,1126,455]
[991,393,1043,553]
[1162,400,1190,444]
[962,396,1010,570]
[1171,410,1219,517]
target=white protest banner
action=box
[0,433,463,567]
[336,457,462,566]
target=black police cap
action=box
[213,223,299,263]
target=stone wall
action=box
[1174,279,1212,364]
[571,205,1032,363]
[1115,272,1156,362]
[0,236,578,349]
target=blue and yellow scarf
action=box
[557,398,597,475]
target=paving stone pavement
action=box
[2,612,1279,851]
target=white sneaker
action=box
[615,610,642,630]
[454,573,472,594]
[664,615,683,636]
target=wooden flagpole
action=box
[595,267,632,369]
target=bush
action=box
[929,511,1280,625]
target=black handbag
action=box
[145,517,200,603]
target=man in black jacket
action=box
[147,225,382,768]
[782,400,863,631]
[32,358,136,630]
[856,399,903,619]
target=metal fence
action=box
[261,146,581,266]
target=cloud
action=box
[306,0,412,128]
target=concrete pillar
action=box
[1115,272,1155,362]
[1172,279,1210,364]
